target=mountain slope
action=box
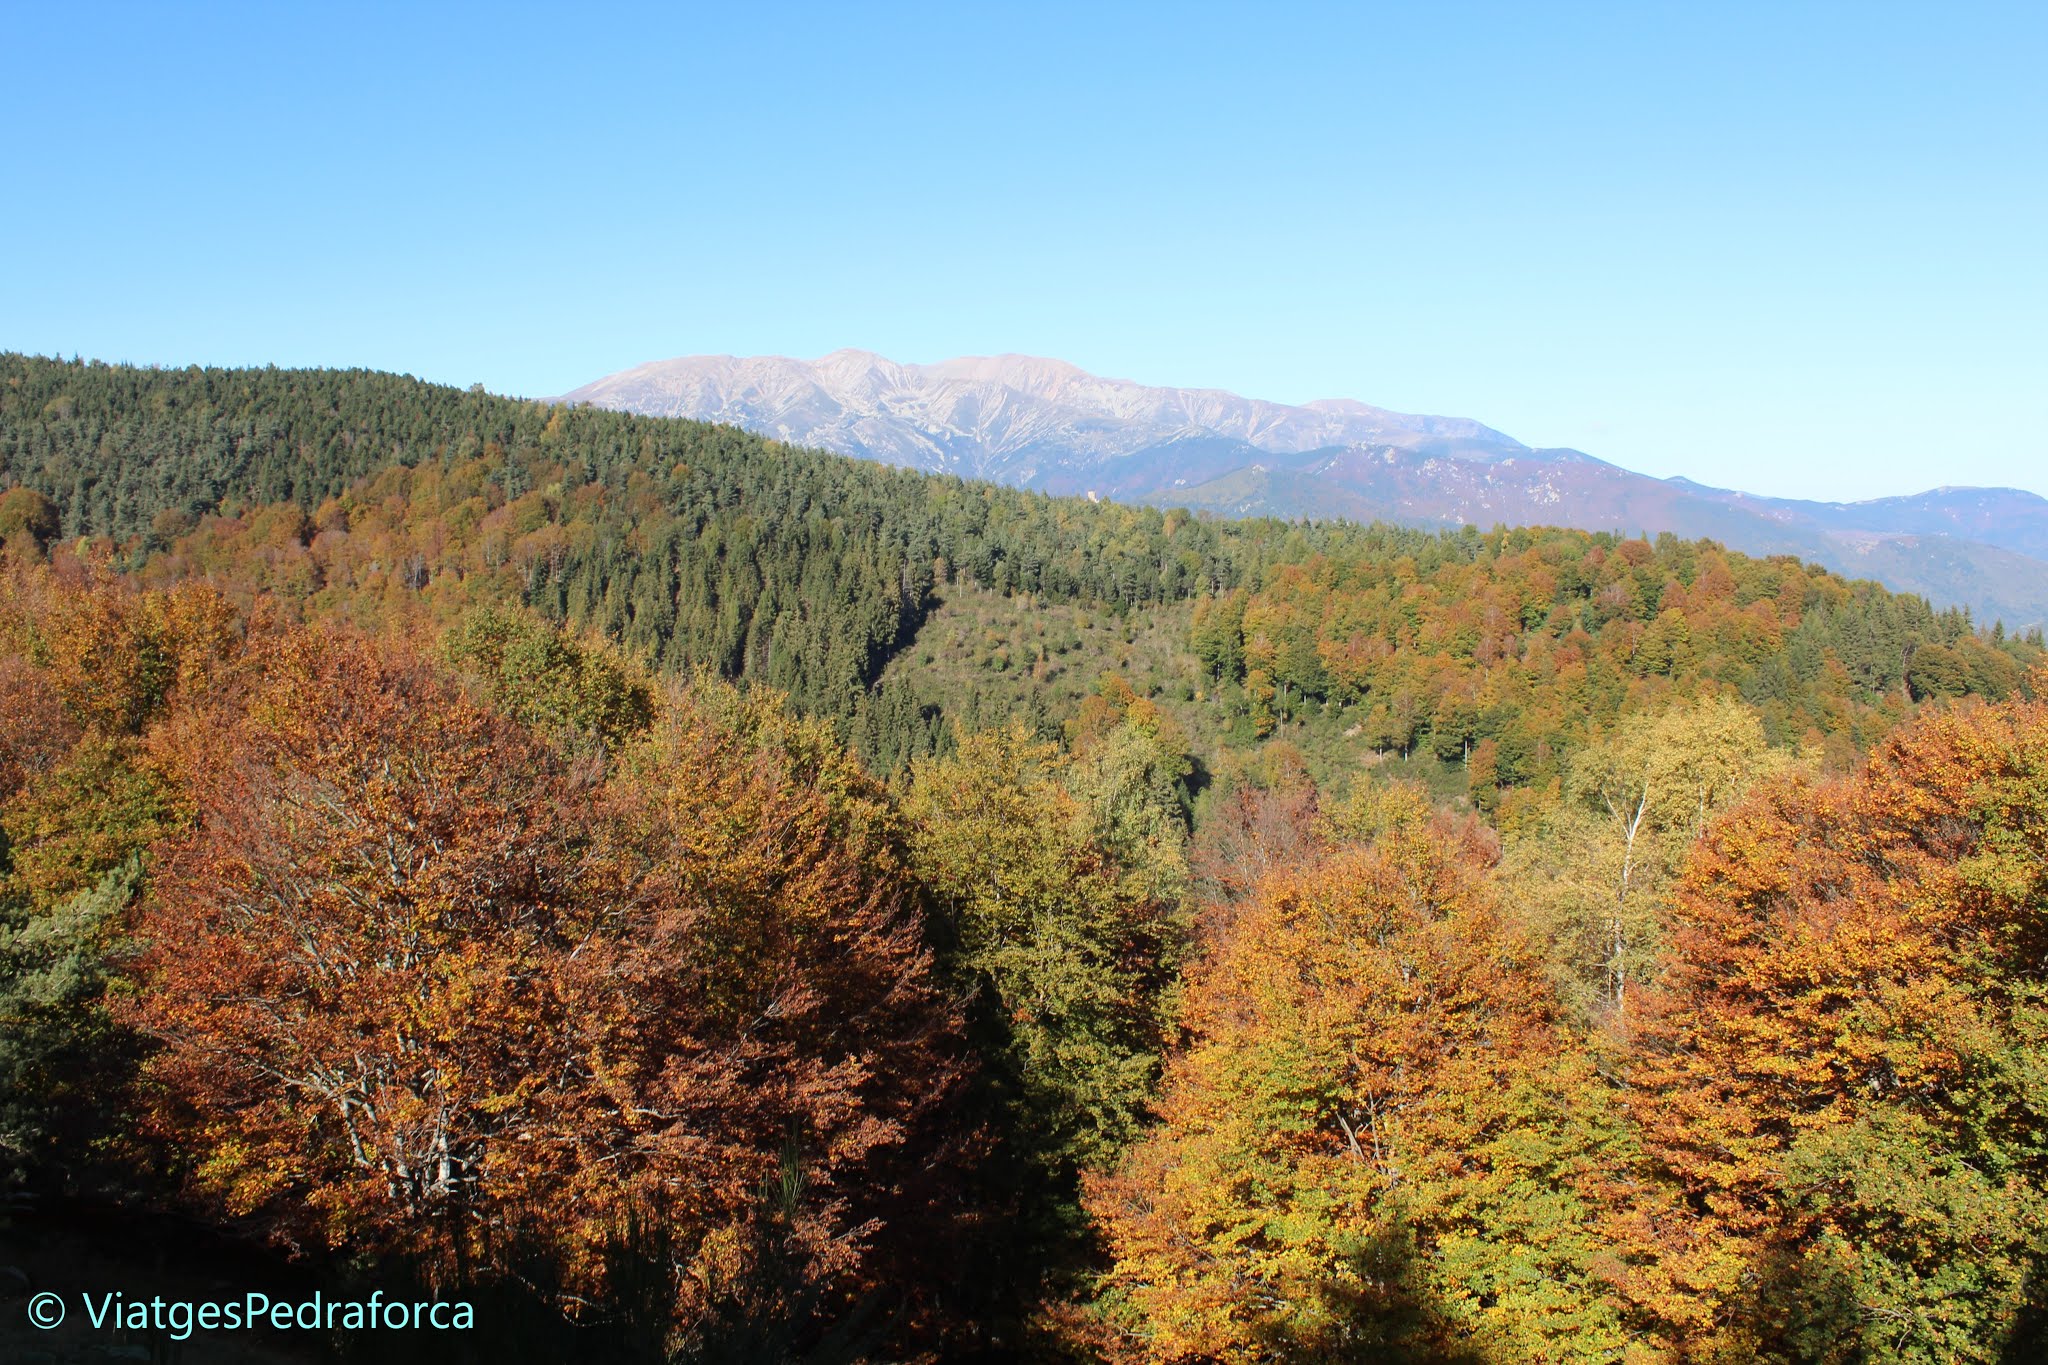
[559,350,1524,483]
[561,351,2048,627]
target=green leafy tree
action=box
[1503,696,1795,1038]
[441,606,654,755]
[903,722,1186,1175]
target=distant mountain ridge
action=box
[560,351,2048,628]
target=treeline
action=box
[8,354,2033,783]
[1189,529,2042,817]
[0,353,1249,727]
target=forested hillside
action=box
[3,354,2037,783]
[4,355,2046,1363]
[0,354,1244,721]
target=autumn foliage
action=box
[4,389,2047,1361]
[119,622,964,1340]
[1623,693,2048,1361]
[1089,786,1633,1362]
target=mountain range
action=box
[561,351,2048,629]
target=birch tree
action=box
[1504,696,1795,1037]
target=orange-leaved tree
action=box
[1088,783,1633,1363]
[573,683,968,1334]
[1625,686,2048,1362]
[129,626,595,1254]
[126,622,965,1344]
[0,557,238,1175]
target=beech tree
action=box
[440,606,654,756]
[1090,785,1632,1362]
[904,721,1187,1176]
[0,486,59,555]
[575,682,966,1329]
[127,625,964,1343]
[130,628,595,1253]
[1625,690,2048,1362]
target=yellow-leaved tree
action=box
[1089,783,1634,1363]
[1503,696,1797,1041]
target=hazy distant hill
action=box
[562,351,2048,627]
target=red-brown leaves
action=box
[573,696,962,1291]
[124,624,964,1326]
[0,652,77,803]
[132,629,589,1252]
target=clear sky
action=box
[4,2,2042,501]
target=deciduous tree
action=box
[127,625,965,1344]
[1625,691,2048,1362]
[1091,786,1631,1362]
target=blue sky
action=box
[4,2,2042,501]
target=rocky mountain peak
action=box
[558,350,2048,628]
